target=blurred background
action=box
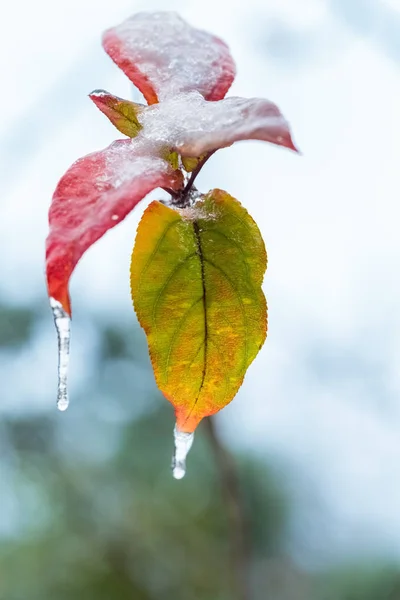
[1,0,400,598]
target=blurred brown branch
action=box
[203,416,251,600]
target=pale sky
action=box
[1,0,400,565]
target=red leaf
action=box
[46,139,183,315]
[102,12,236,105]
[138,92,298,155]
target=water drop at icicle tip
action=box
[50,298,71,412]
[172,425,194,479]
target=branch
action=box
[203,416,252,600]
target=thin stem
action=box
[162,187,180,198]
[203,416,251,600]
[181,151,216,199]
[169,151,216,208]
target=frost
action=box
[178,200,216,222]
[101,138,170,189]
[138,92,297,156]
[46,138,182,315]
[103,11,235,103]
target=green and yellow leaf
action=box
[130,190,267,432]
[89,90,143,138]
[181,155,205,172]
[161,149,180,170]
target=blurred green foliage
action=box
[0,299,399,600]
[0,303,36,348]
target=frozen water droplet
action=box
[90,89,108,98]
[57,397,69,412]
[172,424,194,479]
[50,298,71,412]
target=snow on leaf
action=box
[137,92,298,156]
[46,138,183,315]
[102,11,236,105]
[89,90,144,138]
[130,190,267,433]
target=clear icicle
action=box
[172,425,194,479]
[50,298,71,412]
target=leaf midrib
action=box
[192,222,208,404]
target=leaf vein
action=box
[204,227,250,279]
[164,296,203,383]
[137,217,181,292]
[151,252,197,328]
[202,256,249,366]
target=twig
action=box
[169,151,216,208]
[203,416,251,600]
[162,186,180,198]
[181,151,216,199]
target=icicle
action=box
[50,298,71,412]
[172,425,194,479]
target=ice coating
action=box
[172,425,194,479]
[50,298,71,411]
[46,137,183,315]
[102,11,235,104]
[138,92,297,156]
